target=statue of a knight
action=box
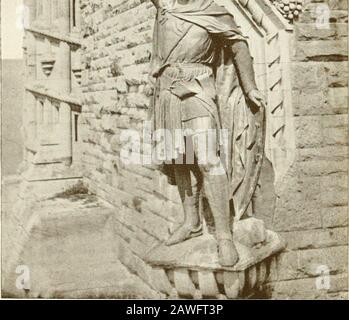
[148,0,266,267]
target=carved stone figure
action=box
[148,0,266,267]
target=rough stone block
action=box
[295,40,347,61]
[273,176,323,231]
[320,174,348,207]
[294,116,323,148]
[280,227,348,251]
[233,218,267,248]
[265,274,348,299]
[322,206,348,228]
[298,246,348,277]
[296,23,348,41]
[293,87,348,116]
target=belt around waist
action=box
[168,62,210,68]
[162,63,213,80]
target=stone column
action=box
[56,40,72,164]
[43,98,50,125]
[52,0,71,93]
[42,0,52,28]
[70,0,81,32]
[55,41,72,94]
[23,91,37,159]
[49,0,71,91]
[75,0,81,29]
[60,102,72,165]
[23,28,37,163]
[24,32,36,80]
[36,100,44,138]
[43,98,54,144]
[58,0,72,165]
[60,0,71,34]
[23,0,36,28]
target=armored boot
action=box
[203,172,239,267]
[165,195,202,246]
[166,166,202,246]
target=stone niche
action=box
[144,0,297,299]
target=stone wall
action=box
[79,0,348,299]
[266,0,348,299]
[79,0,182,294]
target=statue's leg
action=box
[165,164,203,246]
[190,118,239,267]
[201,170,239,266]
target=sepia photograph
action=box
[0,0,348,302]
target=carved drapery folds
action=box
[217,0,296,183]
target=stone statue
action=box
[148,0,266,267]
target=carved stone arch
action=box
[217,0,296,184]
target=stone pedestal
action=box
[145,218,285,299]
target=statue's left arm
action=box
[227,41,256,94]
[218,14,265,109]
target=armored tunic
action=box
[149,0,257,160]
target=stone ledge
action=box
[2,189,159,299]
[144,230,285,299]
[146,231,285,272]
[25,27,81,47]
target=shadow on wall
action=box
[1,59,24,176]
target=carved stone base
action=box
[146,230,285,299]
